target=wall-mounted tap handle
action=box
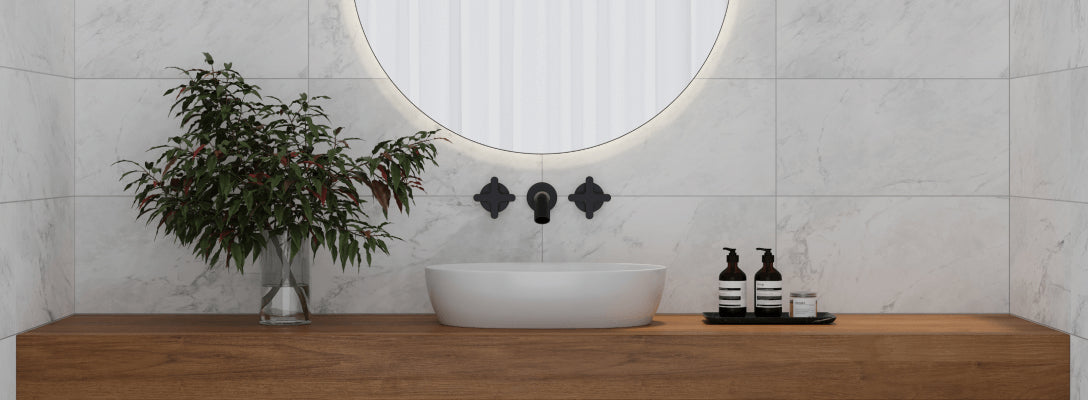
[567,177,611,219]
[473,177,516,219]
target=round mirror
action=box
[355,0,729,154]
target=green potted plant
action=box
[118,54,444,325]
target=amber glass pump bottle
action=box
[717,247,747,317]
[753,248,783,317]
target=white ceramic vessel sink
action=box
[425,263,667,329]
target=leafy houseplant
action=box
[118,53,444,324]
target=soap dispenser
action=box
[754,248,783,317]
[718,247,747,317]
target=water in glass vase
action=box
[259,234,312,325]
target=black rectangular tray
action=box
[702,312,836,325]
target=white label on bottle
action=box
[791,297,817,318]
[755,280,782,307]
[718,281,745,308]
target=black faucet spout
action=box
[526,182,557,225]
[533,192,551,224]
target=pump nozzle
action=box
[723,247,739,263]
[756,248,774,263]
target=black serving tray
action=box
[702,312,837,325]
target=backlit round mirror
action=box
[355,0,729,154]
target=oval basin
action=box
[425,263,667,329]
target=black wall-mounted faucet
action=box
[527,182,557,224]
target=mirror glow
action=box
[356,0,728,154]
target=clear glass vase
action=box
[259,234,311,325]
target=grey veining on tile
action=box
[697,0,775,79]
[0,0,74,76]
[778,196,1009,313]
[0,335,11,400]
[778,79,1009,196]
[543,79,775,196]
[777,0,1009,78]
[76,197,261,313]
[309,0,387,79]
[0,69,73,202]
[1011,69,1088,202]
[1075,335,1088,400]
[75,0,308,78]
[1010,198,1082,333]
[1012,0,1088,78]
[0,198,74,338]
[75,79,308,196]
[311,197,542,313]
[310,79,542,196]
[543,197,775,313]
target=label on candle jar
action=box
[755,280,782,307]
[791,297,817,318]
[718,281,745,308]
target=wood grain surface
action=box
[17,314,1069,399]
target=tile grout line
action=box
[773,0,778,253]
[1007,0,1012,316]
[73,194,1021,199]
[72,0,78,320]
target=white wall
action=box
[1010,0,1088,397]
[0,0,77,396]
[71,0,1011,316]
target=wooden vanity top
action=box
[18,314,1069,400]
[25,313,1061,336]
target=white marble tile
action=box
[777,0,1009,78]
[1012,0,1088,78]
[75,196,261,313]
[778,79,1009,196]
[0,198,74,338]
[1011,69,1088,202]
[778,196,1009,313]
[1010,198,1083,333]
[309,0,387,79]
[75,0,307,78]
[0,0,74,76]
[0,69,73,202]
[310,79,542,196]
[75,79,308,196]
[0,335,11,400]
[542,197,775,313]
[311,197,542,313]
[1075,335,1088,400]
[697,0,775,79]
[542,79,775,196]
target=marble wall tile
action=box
[311,197,543,313]
[697,0,776,79]
[777,0,1009,78]
[778,196,1009,313]
[542,79,775,196]
[308,0,386,79]
[1010,198,1083,333]
[75,79,308,196]
[542,197,775,313]
[1011,69,1088,202]
[0,198,74,338]
[0,335,11,400]
[0,0,74,76]
[778,79,1009,196]
[75,196,261,313]
[1012,0,1088,78]
[75,0,307,78]
[1075,335,1088,400]
[310,79,542,196]
[0,69,73,202]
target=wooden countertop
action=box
[24,313,1061,336]
[18,314,1070,400]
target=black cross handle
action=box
[567,177,611,219]
[473,177,516,219]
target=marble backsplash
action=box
[70,0,1014,315]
